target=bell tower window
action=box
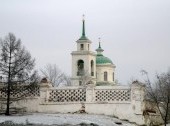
[80,44,84,50]
[77,60,84,76]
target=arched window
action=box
[104,72,107,81]
[77,60,84,76]
[91,60,94,76]
[113,72,114,81]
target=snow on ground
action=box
[0,113,136,126]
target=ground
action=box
[0,113,137,126]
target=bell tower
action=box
[71,16,96,86]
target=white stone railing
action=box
[0,84,40,99]
[48,88,86,102]
[94,88,130,102]
[41,85,131,104]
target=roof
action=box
[96,54,113,64]
[79,35,89,40]
[95,41,114,65]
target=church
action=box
[71,18,116,86]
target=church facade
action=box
[71,18,116,86]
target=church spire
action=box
[99,42,101,48]
[82,14,85,36]
[98,37,101,48]
[79,15,88,40]
[96,38,104,55]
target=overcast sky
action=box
[0,0,170,84]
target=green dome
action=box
[96,54,113,64]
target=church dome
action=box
[95,41,113,65]
[96,54,113,64]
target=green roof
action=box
[79,35,88,40]
[96,54,113,64]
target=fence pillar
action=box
[86,85,94,103]
[131,80,145,114]
[39,81,52,103]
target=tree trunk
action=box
[5,82,11,115]
[164,98,169,126]
[5,48,12,116]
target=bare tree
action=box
[40,64,71,86]
[141,70,170,126]
[0,33,39,115]
[62,74,71,86]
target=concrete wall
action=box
[37,83,144,125]
[0,82,147,125]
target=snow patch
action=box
[0,113,135,126]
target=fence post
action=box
[131,80,145,114]
[39,79,52,103]
[86,85,94,103]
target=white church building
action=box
[71,18,116,86]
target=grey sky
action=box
[0,0,170,84]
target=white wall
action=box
[0,82,146,125]
[96,64,115,83]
